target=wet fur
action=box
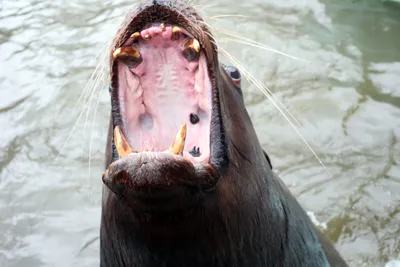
[100,1,348,266]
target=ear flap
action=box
[263,150,273,169]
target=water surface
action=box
[0,0,399,266]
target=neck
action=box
[99,168,330,267]
[99,187,278,267]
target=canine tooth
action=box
[144,33,151,40]
[169,123,187,155]
[181,39,201,62]
[113,46,140,59]
[114,126,134,157]
[160,23,166,31]
[182,39,200,53]
[171,26,181,41]
[130,32,141,41]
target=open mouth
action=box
[103,2,229,205]
[113,24,212,164]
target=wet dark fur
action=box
[100,1,348,266]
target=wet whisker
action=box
[207,14,248,20]
[193,4,219,12]
[216,28,309,63]
[78,41,110,104]
[58,46,108,161]
[88,84,103,178]
[218,47,330,176]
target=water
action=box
[0,0,399,266]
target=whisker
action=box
[56,103,89,161]
[216,28,309,63]
[78,41,110,104]
[83,68,106,135]
[193,4,219,12]
[57,49,108,161]
[196,20,220,46]
[207,14,248,19]
[222,37,308,63]
[83,51,109,134]
[88,84,103,178]
[218,47,331,176]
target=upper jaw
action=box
[105,3,228,198]
[112,23,213,165]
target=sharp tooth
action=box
[171,26,181,41]
[114,126,135,157]
[160,23,166,32]
[169,123,187,155]
[144,33,151,40]
[113,46,141,59]
[181,39,201,62]
[130,32,141,41]
[182,39,200,53]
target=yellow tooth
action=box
[169,123,187,155]
[113,46,141,59]
[114,126,135,157]
[171,26,181,41]
[182,39,201,53]
[160,23,166,32]
[144,33,151,40]
[130,32,141,41]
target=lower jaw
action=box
[102,151,220,204]
[114,120,210,164]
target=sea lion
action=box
[100,1,348,266]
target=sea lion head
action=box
[102,0,272,230]
[99,2,345,266]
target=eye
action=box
[224,65,241,85]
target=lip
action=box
[102,152,220,212]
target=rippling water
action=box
[1,0,399,266]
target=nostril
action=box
[103,167,132,196]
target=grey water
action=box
[0,0,399,266]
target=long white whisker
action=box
[222,37,308,63]
[78,41,110,104]
[88,85,103,178]
[193,4,219,12]
[207,14,248,19]
[83,68,106,135]
[216,28,309,63]
[57,68,106,161]
[56,103,89,161]
[218,47,330,176]
[196,20,220,45]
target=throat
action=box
[100,210,255,267]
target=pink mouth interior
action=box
[118,24,212,163]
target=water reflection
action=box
[0,0,399,266]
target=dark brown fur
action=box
[100,1,348,266]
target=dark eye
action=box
[224,65,241,85]
[223,65,242,95]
